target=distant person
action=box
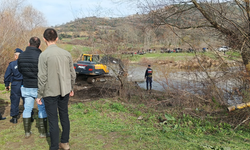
[202,47,206,52]
[4,48,23,124]
[145,65,153,91]
[18,37,48,138]
[36,28,76,150]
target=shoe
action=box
[10,116,18,124]
[0,113,6,120]
[23,118,32,138]
[59,142,70,150]
[0,117,6,120]
[39,118,50,138]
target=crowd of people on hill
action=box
[121,47,211,55]
[121,48,157,55]
[3,28,75,150]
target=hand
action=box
[36,98,43,105]
[70,91,74,97]
[5,86,10,91]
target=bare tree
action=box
[129,0,250,76]
[0,0,46,73]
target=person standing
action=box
[4,48,23,124]
[145,65,153,91]
[18,37,48,138]
[36,28,76,150]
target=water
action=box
[127,64,244,105]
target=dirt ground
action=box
[0,79,119,131]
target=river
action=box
[127,64,244,105]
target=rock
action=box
[137,116,143,120]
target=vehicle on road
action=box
[218,46,229,52]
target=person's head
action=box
[148,65,151,68]
[29,37,41,48]
[43,28,58,44]
[14,48,23,60]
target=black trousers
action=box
[44,94,70,150]
[146,77,152,90]
[10,81,23,117]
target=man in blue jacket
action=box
[4,48,23,123]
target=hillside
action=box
[53,2,239,52]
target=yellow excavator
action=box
[227,102,250,112]
[74,54,109,84]
[74,54,125,84]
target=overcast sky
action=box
[26,0,138,26]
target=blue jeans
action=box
[21,87,47,118]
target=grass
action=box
[123,52,219,62]
[57,44,91,60]
[57,44,91,52]
[227,51,241,57]
[0,84,10,97]
[61,37,89,42]
[123,52,195,62]
[0,95,249,149]
[124,51,242,63]
[0,84,5,91]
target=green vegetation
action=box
[0,84,10,95]
[0,97,249,149]
[227,51,241,57]
[226,51,242,61]
[122,52,225,62]
[0,84,5,91]
[57,44,90,52]
[122,51,242,63]
[57,44,91,59]
[123,52,195,62]
[60,37,89,42]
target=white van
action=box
[218,46,229,52]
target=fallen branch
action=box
[234,116,250,130]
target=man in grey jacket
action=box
[36,28,76,150]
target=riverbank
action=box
[0,95,250,149]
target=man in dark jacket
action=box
[18,37,48,138]
[145,65,153,90]
[4,48,23,123]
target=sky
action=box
[26,0,138,26]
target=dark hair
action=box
[148,65,151,67]
[43,28,58,42]
[29,37,41,48]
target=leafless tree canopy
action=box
[0,0,46,73]
[125,0,250,79]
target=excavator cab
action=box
[81,54,100,63]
